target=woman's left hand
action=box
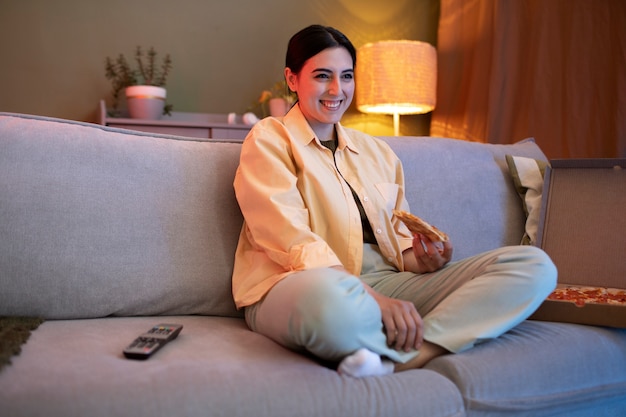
[404,234,453,273]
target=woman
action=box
[232,25,556,377]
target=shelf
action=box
[97,100,251,141]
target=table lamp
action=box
[356,40,437,136]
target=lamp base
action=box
[393,113,400,136]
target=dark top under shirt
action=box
[320,138,377,244]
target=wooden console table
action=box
[97,100,251,141]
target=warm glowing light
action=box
[356,40,437,135]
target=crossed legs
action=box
[245,245,556,376]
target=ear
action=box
[284,68,297,92]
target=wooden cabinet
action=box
[97,100,251,141]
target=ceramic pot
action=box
[125,85,166,119]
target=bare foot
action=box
[394,342,448,372]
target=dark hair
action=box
[285,25,357,74]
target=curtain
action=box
[432,0,626,158]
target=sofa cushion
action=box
[0,316,466,417]
[505,155,548,245]
[425,320,626,416]
[381,137,548,261]
[0,111,547,320]
[0,113,243,319]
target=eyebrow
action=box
[312,68,354,74]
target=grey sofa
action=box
[1,112,624,417]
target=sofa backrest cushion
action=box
[0,113,243,319]
[381,136,548,261]
[0,113,547,320]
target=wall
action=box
[0,0,439,136]
[432,0,625,158]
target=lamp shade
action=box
[356,40,437,115]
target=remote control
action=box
[123,323,183,360]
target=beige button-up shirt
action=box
[232,105,414,308]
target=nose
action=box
[328,77,341,96]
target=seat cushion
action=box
[0,316,465,417]
[425,320,626,416]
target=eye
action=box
[315,73,330,79]
[342,73,354,80]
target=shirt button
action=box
[387,257,393,262]
[363,196,369,202]
[376,228,382,234]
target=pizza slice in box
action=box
[547,286,626,307]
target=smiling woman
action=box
[231,24,556,379]
[281,25,356,141]
[285,47,354,141]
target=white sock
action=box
[337,348,394,378]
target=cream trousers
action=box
[245,244,557,363]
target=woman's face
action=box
[285,47,355,137]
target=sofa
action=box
[1,111,625,417]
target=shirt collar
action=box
[283,104,359,154]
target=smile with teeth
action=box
[320,100,342,110]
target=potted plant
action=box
[257,80,296,117]
[105,46,173,119]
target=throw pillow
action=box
[506,155,549,245]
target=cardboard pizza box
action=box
[529,158,626,328]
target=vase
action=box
[125,85,166,119]
[268,98,288,117]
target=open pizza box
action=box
[529,158,626,328]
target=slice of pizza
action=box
[607,288,626,305]
[393,210,449,242]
